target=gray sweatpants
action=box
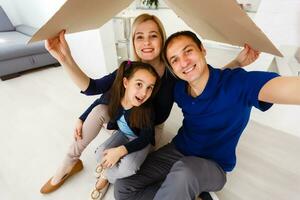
[94,131,152,183]
[114,143,227,200]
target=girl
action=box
[40,13,259,194]
[87,60,160,200]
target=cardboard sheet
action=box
[29,0,133,43]
[164,0,283,57]
[30,0,283,57]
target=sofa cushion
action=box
[0,6,15,32]
[16,25,37,36]
[0,32,48,61]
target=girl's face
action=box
[122,69,156,108]
[133,20,163,62]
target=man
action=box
[114,31,300,200]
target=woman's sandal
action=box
[40,159,83,194]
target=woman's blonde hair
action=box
[131,13,166,62]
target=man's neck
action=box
[188,66,210,97]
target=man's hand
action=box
[235,44,260,67]
[224,44,260,70]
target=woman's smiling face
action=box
[133,20,163,62]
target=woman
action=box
[40,13,259,194]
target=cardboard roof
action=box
[29,0,283,57]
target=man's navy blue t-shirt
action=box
[173,65,279,172]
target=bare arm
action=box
[45,30,90,91]
[259,77,300,104]
[224,44,260,69]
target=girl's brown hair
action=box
[107,61,160,129]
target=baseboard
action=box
[0,63,60,81]
[0,72,21,81]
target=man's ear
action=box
[123,77,128,88]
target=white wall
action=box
[99,20,118,73]
[66,30,108,78]
[0,0,21,25]
[255,0,300,47]
[9,0,65,28]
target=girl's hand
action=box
[101,146,128,168]
[235,44,260,67]
[73,119,83,141]
[45,30,71,63]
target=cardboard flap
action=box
[29,0,133,43]
[30,0,283,57]
[164,0,283,57]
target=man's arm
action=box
[223,44,260,69]
[259,77,300,104]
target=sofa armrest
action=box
[16,24,37,36]
[0,6,15,31]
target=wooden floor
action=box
[1,67,300,200]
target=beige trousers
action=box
[62,104,110,167]
[61,104,164,168]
